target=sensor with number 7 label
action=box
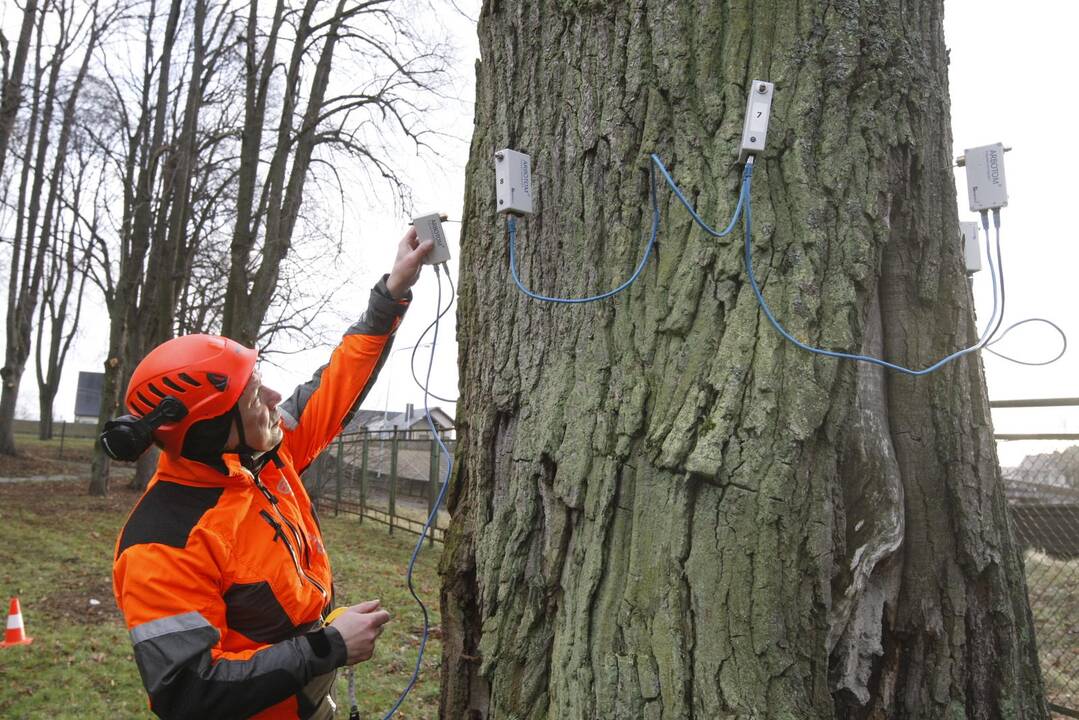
[739,80,774,163]
[412,212,451,265]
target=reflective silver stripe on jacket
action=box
[130,611,213,645]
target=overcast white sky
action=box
[946,1,1079,462]
[7,1,1076,464]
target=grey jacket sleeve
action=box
[130,612,347,719]
[349,274,412,336]
[277,276,410,472]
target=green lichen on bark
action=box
[441,1,1048,718]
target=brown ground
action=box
[0,435,131,479]
[0,480,138,625]
[0,453,85,478]
[0,476,133,514]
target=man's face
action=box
[234,371,283,452]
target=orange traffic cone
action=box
[2,597,33,647]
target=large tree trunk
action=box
[88,354,120,495]
[442,1,1047,718]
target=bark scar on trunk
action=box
[829,282,905,705]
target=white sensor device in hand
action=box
[959,221,981,274]
[963,142,1008,211]
[739,80,774,163]
[494,149,533,215]
[413,212,451,265]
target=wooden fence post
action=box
[334,434,344,516]
[389,429,398,536]
[428,434,440,546]
[360,433,369,523]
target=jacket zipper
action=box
[258,508,328,599]
[259,510,304,576]
[278,512,311,567]
[250,473,328,600]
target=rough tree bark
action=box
[442,1,1046,719]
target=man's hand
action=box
[330,599,392,664]
[385,227,434,299]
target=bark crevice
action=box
[443,1,1048,718]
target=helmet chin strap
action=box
[230,404,258,457]
[230,404,284,475]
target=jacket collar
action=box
[155,444,284,486]
[156,451,250,486]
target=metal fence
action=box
[305,428,455,544]
[993,398,1079,718]
[12,419,98,459]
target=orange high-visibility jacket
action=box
[113,279,409,719]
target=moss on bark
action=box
[442,1,1048,718]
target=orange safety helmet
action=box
[124,334,258,457]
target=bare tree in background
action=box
[0,0,40,184]
[0,0,111,455]
[86,0,242,494]
[81,0,452,495]
[34,150,93,439]
[220,0,450,345]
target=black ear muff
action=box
[99,396,188,461]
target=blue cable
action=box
[508,155,749,303]
[506,166,656,303]
[381,265,454,719]
[738,159,1005,375]
[649,153,748,237]
[511,148,1008,373]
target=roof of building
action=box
[1003,445,1079,504]
[341,406,454,434]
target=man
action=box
[109,229,432,719]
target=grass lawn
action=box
[0,478,442,719]
[0,434,97,478]
[3,439,1074,717]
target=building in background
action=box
[342,404,454,439]
[74,371,105,421]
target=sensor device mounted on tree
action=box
[962,142,1008,211]
[494,148,533,215]
[739,80,774,163]
[412,212,451,265]
[959,221,981,275]
[499,146,670,304]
